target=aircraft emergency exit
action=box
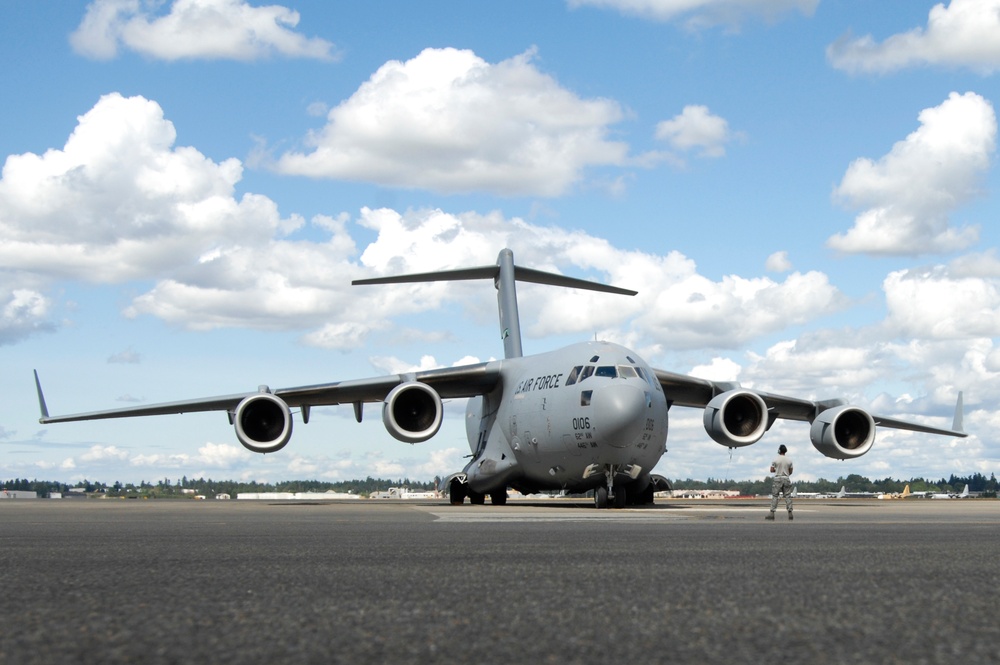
[34,249,967,508]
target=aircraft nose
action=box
[593,383,648,449]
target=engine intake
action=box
[234,392,292,454]
[810,405,875,459]
[383,382,443,444]
[703,389,768,447]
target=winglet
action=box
[952,391,964,434]
[33,370,50,421]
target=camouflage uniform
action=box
[769,453,793,517]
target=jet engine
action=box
[809,405,875,459]
[703,389,768,447]
[234,392,292,453]
[383,382,443,444]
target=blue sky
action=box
[2,0,998,486]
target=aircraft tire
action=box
[613,487,627,509]
[628,483,654,506]
[490,490,507,506]
[449,481,466,505]
[469,491,486,505]
[594,486,608,509]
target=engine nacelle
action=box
[234,392,292,454]
[810,405,875,459]
[383,382,443,444]
[703,389,768,447]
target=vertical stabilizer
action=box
[494,249,522,359]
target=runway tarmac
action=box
[2,498,998,664]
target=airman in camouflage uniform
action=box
[766,445,793,521]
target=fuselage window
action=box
[580,390,593,407]
[595,366,617,378]
[566,365,583,386]
[589,355,600,363]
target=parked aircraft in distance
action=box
[792,487,847,499]
[34,249,968,508]
[877,485,912,500]
[929,484,970,499]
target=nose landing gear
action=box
[593,466,628,509]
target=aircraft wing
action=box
[35,362,503,425]
[653,369,967,438]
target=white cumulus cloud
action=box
[655,105,738,160]
[0,287,52,346]
[71,0,337,61]
[828,92,996,256]
[274,47,629,196]
[351,207,847,351]
[0,92,301,283]
[883,265,1000,340]
[828,0,1000,74]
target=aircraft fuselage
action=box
[463,340,668,497]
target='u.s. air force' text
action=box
[513,374,563,395]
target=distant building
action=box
[236,491,361,501]
[0,489,38,499]
[669,489,741,499]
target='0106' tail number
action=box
[572,417,591,430]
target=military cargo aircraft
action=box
[35,249,967,508]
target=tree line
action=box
[3,472,996,499]
[1,475,438,499]
[675,472,999,497]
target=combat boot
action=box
[765,512,775,521]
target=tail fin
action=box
[952,391,964,433]
[353,248,636,359]
[836,486,846,498]
[901,484,910,498]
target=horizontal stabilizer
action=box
[353,264,636,296]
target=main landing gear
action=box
[449,478,507,505]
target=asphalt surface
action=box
[1,498,998,664]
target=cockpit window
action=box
[589,355,600,363]
[565,366,582,386]
[595,366,617,378]
[618,365,638,379]
[580,366,595,381]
